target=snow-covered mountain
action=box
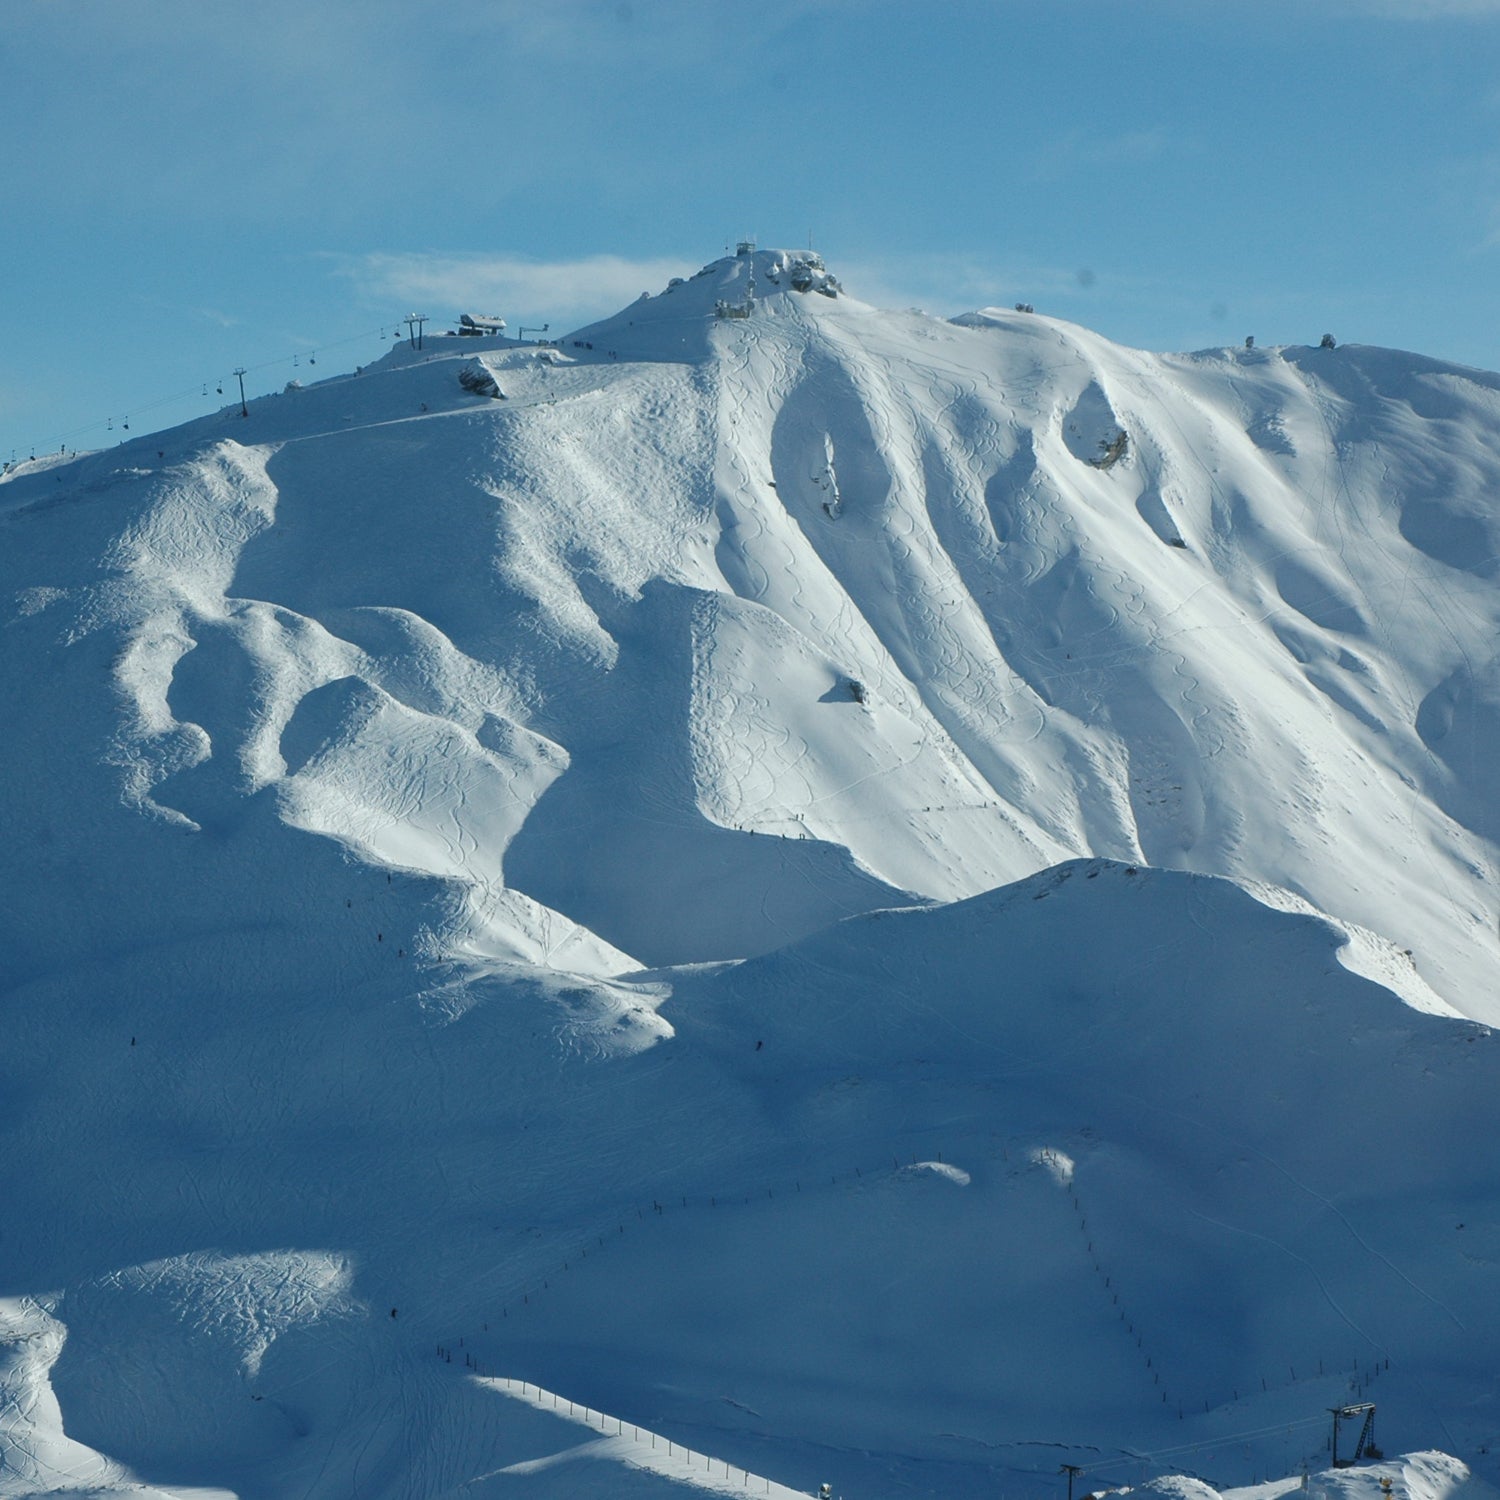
[3,247,1499,1500]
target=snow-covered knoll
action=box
[2,248,1499,1498]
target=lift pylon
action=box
[1330,1403,1380,1467]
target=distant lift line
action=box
[9,319,398,461]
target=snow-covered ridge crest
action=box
[1235,875,1459,1018]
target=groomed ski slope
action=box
[2,249,1499,1498]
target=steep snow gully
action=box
[3,247,1500,1500]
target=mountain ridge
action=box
[3,247,1499,1498]
[6,246,1496,1005]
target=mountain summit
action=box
[3,249,1499,1499]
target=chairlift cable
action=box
[9,323,391,458]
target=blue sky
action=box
[5,0,1500,463]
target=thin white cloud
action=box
[1148,0,1500,15]
[1030,127,1174,183]
[1255,0,1500,11]
[838,252,1095,317]
[1354,0,1500,12]
[332,252,699,330]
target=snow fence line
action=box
[1059,1178,1391,1419]
[471,1372,813,1498]
[461,1148,964,1327]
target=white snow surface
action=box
[3,249,1500,1498]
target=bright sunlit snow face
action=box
[4,254,1500,1500]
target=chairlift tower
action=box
[404,314,428,351]
[1329,1403,1379,1467]
[233,368,248,418]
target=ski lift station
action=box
[458,313,507,337]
